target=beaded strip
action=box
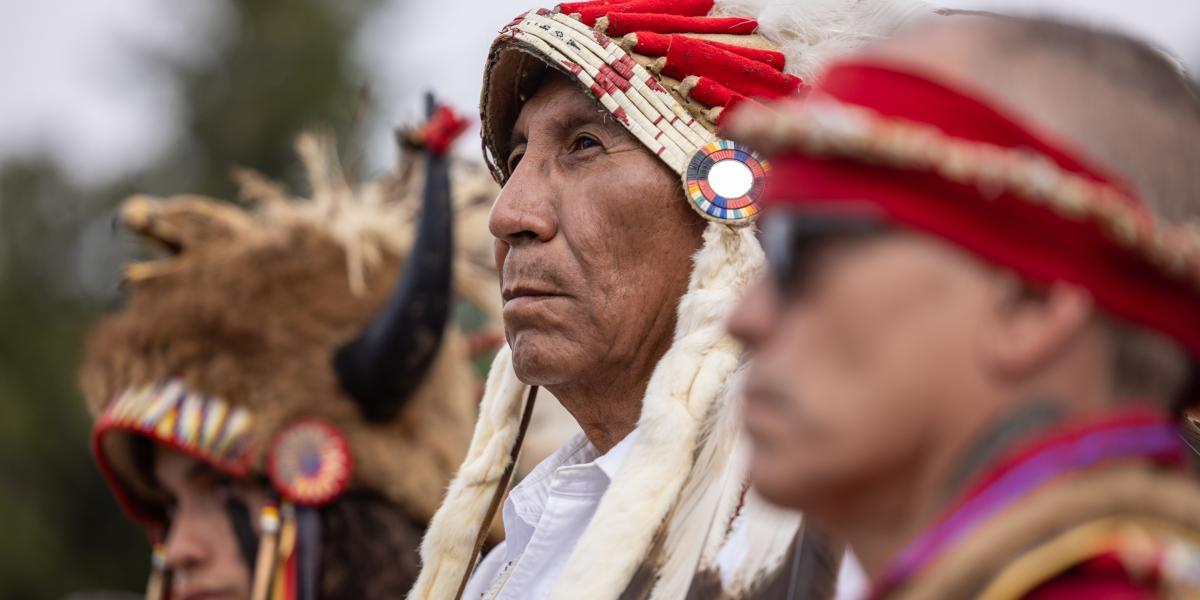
[498,9,774,225]
[96,379,256,475]
[505,9,716,172]
[734,96,1200,287]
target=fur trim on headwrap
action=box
[413,346,529,598]
[551,223,762,598]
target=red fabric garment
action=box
[663,34,800,98]
[602,13,758,36]
[561,0,713,22]
[760,61,1200,360]
[630,31,787,71]
[1024,555,1158,600]
[860,410,1186,599]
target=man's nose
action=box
[488,157,557,245]
[727,276,779,348]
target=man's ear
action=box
[979,275,1096,379]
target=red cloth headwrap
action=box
[760,61,1200,359]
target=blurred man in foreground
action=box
[728,14,1200,598]
[79,108,492,600]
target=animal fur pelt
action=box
[80,131,500,524]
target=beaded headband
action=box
[729,61,1200,359]
[93,380,355,523]
[92,380,257,523]
[483,1,806,225]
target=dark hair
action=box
[318,492,425,599]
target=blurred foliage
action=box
[0,0,376,597]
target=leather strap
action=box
[454,385,539,600]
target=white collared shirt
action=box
[462,427,868,600]
[463,429,640,599]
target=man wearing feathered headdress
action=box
[79,105,498,600]
[412,2,936,598]
[727,12,1200,598]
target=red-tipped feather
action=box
[562,0,712,22]
[630,31,787,71]
[602,14,757,36]
[663,35,799,98]
[688,76,746,109]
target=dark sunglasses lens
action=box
[761,212,887,295]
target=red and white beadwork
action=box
[488,2,804,226]
[684,140,768,223]
[267,419,352,507]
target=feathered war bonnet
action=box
[414,1,934,598]
[80,106,492,599]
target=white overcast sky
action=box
[2,0,1198,189]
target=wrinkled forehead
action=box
[508,70,624,151]
[483,45,589,181]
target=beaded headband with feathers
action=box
[479,0,931,225]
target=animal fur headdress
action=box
[80,121,499,531]
[413,1,935,598]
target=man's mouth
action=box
[742,384,791,429]
[502,285,567,307]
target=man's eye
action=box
[572,135,600,152]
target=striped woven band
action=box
[92,380,256,523]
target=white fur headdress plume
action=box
[712,0,933,81]
[413,1,936,598]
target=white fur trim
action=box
[550,223,763,599]
[410,346,529,599]
[727,493,805,594]
[712,0,936,81]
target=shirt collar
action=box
[593,428,639,480]
[501,428,640,560]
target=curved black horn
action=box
[334,93,454,422]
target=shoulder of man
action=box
[897,463,1200,600]
[990,521,1200,600]
[1021,554,1157,600]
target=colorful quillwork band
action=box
[684,140,768,224]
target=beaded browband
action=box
[729,60,1200,359]
[737,96,1200,286]
[485,1,806,225]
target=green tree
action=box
[0,0,374,596]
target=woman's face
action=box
[153,446,269,600]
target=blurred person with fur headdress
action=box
[79,103,497,600]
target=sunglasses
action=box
[760,209,889,296]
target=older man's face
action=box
[490,73,704,387]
